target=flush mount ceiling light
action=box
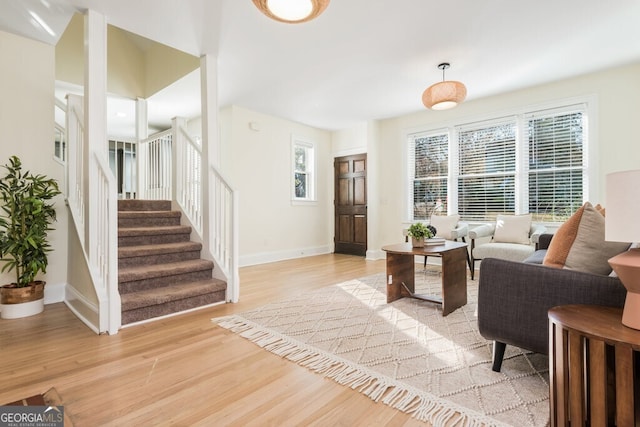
[252,0,330,24]
[422,63,467,110]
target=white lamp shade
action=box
[605,170,640,242]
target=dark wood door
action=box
[334,154,367,256]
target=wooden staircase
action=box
[117,200,226,325]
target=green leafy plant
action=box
[407,222,436,239]
[0,156,61,287]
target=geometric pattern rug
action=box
[213,269,550,426]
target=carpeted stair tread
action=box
[118,210,182,226]
[120,278,227,311]
[119,241,202,259]
[119,259,214,283]
[118,199,171,211]
[118,210,181,218]
[117,199,227,325]
[118,225,191,237]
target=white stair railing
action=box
[92,152,120,334]
[175,123,203,233]
[172,118,239,302]
[138,130,172,200]
[66,95,85,237]
[210,165,240,302]
[108,139,137,200]
[64,94,120,334]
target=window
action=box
[527,108,585,222]
[54,125,66,162]
[408,131,448,220]
[407,102,589,223]
[54,100,66,163]
[457,119,517,221]
[292,137,315,202]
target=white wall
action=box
[0,30,68,303]
[369,62,640,258]
[332,122,369,156]
[220,106,333,266]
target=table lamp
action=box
[606,170,640,329]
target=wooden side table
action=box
[381,241,468,315]
[548,305,640,427]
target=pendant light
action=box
[422,63,467,110]
[252,0,330,24]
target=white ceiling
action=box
[4,0,640,134]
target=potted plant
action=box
[407,222,436,247]
[0,155,61,319]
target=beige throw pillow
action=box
[430,214,460,240]
[493,214,532,245]
[556,202,630,275]
[544,202,631,275]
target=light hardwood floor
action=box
[1,254,429,426]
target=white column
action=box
[136,98,148,199]
[172,117,187,203]
[200,54,219,257]
[84,9,107,258]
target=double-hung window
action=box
[526,107,585,222]
[408,131,449,220]
[457,119,517,221]
[407,101,589,223]
[292,136,316,202]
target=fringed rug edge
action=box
[213,314,509,427]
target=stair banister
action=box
[209,166,239,302]
[174,117,203,234]
[66,94,85,240]
[92,152,120,333]
[137,130,173,201]
[171,117,239,303]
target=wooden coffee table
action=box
[382,241,469,315]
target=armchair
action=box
[469,221,546,280]
[477,234,626,372]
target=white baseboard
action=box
[366,249,385,260]
[240,245,332,267]
[64,285,100,334]
[44,282,65,304]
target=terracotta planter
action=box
[0,281,45,319]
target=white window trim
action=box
[404,95,598,225]
[291,135,317,204]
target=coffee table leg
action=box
[386,252,415,303]
[441,246,468,315]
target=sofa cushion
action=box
[524,249,547,264]
[473,242,535,263]
[543,202,630,275]
[430,214,459,240]
[493,214,532,245]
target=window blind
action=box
[527,107,585,221]
[405,101,590,224]
[457,120,517,221]
[408,132,448,220]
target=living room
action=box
[1,2,639,276]
[1,1,640,425]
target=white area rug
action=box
[213,270,550,426]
